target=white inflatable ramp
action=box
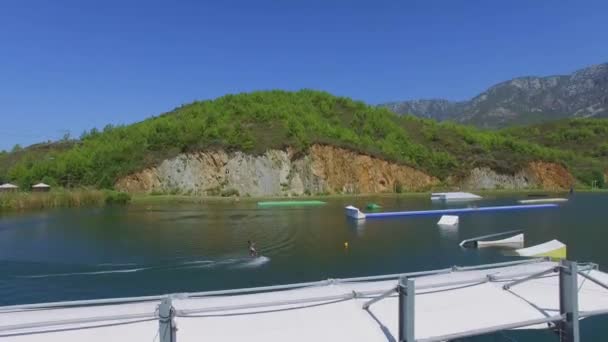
[431,192,482,201]
[477,234,524,248]
[437,215,459,226]
[460,230,524,248]
[516,239,567,259]
[518,198,568,204]
[3,259,608,341]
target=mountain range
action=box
[382,63,608,128]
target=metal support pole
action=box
[159,297,177,342]
[398,276,415,342]
[559,260,579,342]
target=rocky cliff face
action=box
[115,145,438,196]
[116,146,575,195]
[461,162,574,190]
[382,63,608,128]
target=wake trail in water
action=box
[96,263,138,267]
[232,256,271,268]
[178,260,215,266]
[17,256,270,278]
[176,257,270,269]
[17,268,149,278]
[177,259,238,269]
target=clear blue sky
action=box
[1,0,607,150]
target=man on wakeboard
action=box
[248,240,258,257]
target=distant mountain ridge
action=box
[382,63,608,128]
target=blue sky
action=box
[1,0,607,150]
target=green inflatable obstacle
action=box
[257,200,327,208]
[366,203,382,210]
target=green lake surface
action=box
[1,193,607,340]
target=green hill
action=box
[503,119,608,186]
[1,90,606,189]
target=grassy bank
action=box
[0,190,131,211]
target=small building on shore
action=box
[0,183,19,192]
[32,183,51,192]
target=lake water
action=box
[1,193,607,340]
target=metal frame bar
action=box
[355,266,558,311]
[417,276,491,291]
[0,312,156,333]
[580,308,608,318]
[502,266,559,290]
[577,270,608,292]
[176,292,359,316]
[417,314,565,342]
[452,258,548,271]
[362,287,397,310]
[340,268,452,283]
[490,264,595,282]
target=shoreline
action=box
[1,188,603,211]
[130,188,597,205]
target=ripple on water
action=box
[17,267,150,278]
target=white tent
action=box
[31,183,50,189]
[0,183,18,189]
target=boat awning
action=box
[2,260,608,341]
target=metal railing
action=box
[395,260,604,342]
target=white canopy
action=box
[0,183,18,189]
[2,260,608,341]
[31,183,50,188]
